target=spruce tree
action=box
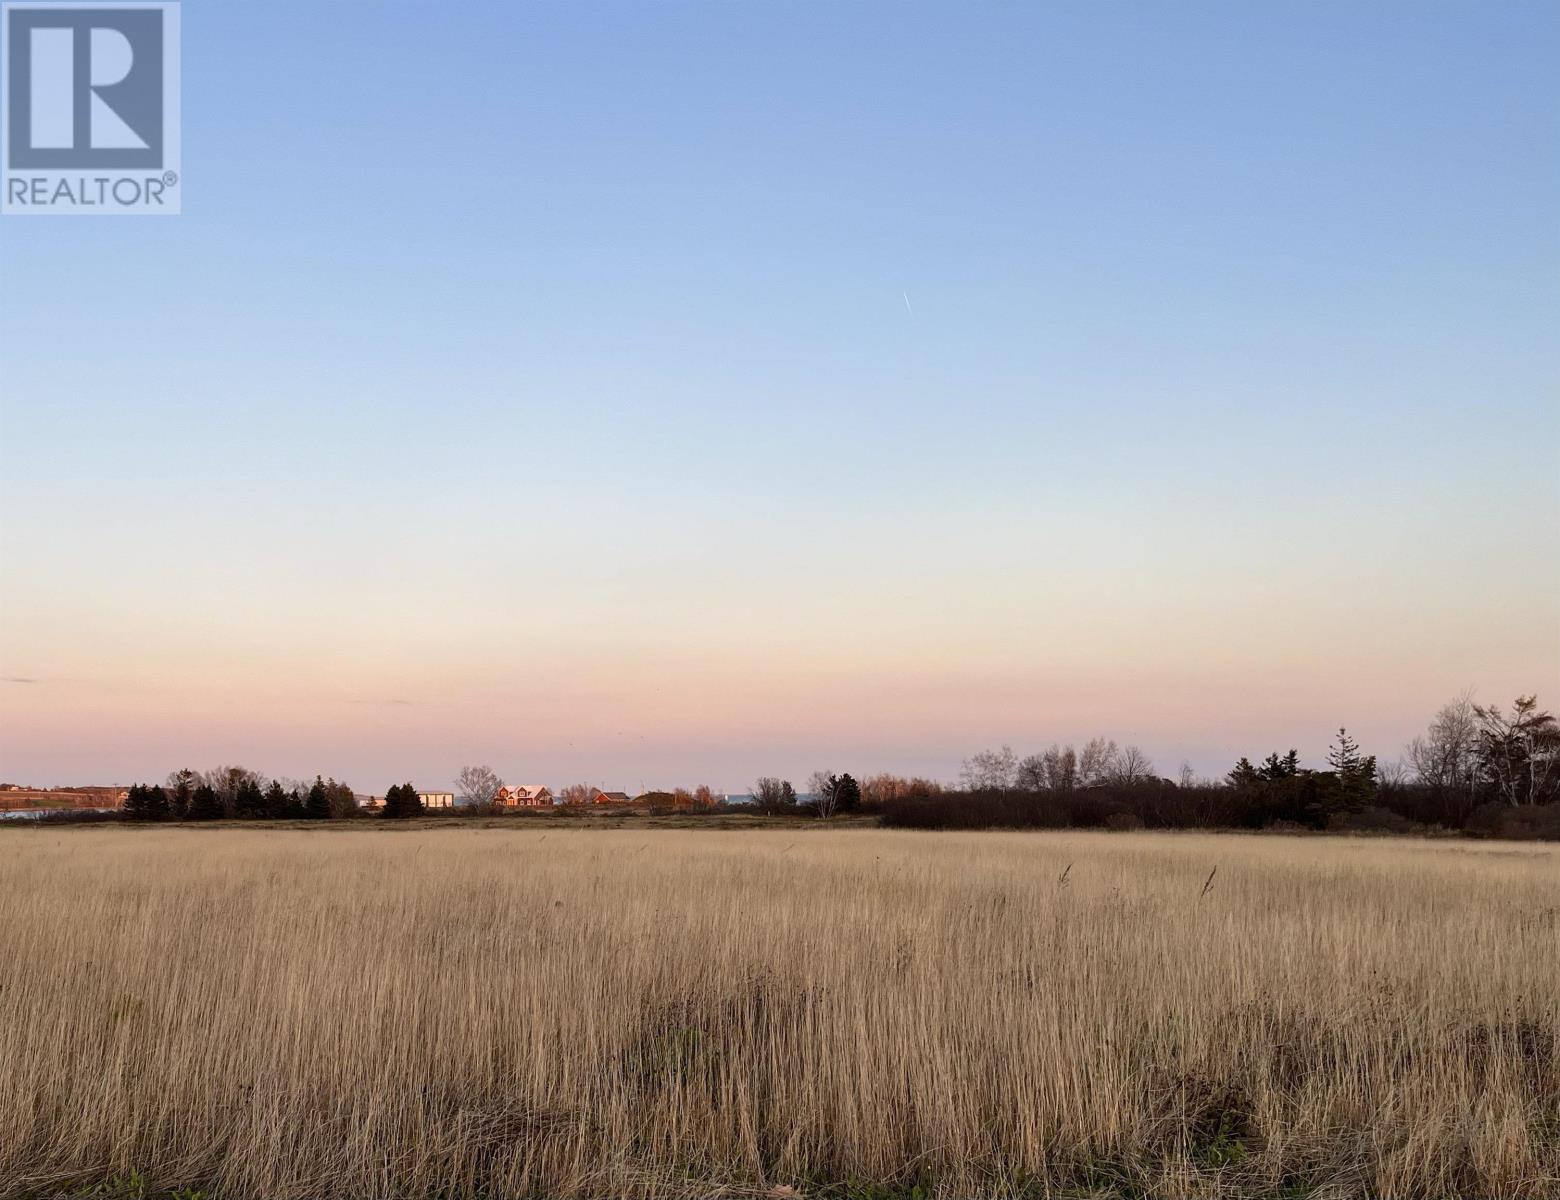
[262,780,289,820]
[235,779,266,819]
[125,784,171,821]
[189,784,222,821]
[170,778,192,820]
[305,776,331,820]
[1327,727,1361,776]
[382,782,423,819]
[1327,727,1376,812]
[1227,758,1261,788]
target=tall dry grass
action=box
[0,826,1556,1199]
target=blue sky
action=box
[1,1,1556,791]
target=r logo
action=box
[5,6,164,169]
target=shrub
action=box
[1331,806,1422,835]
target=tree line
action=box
[884,693,1560,837]
[115,692,1558,838]
[123,766,429,822]
[453,765,733,811]
[750,772,954,815]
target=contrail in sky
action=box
[903,291,914,318]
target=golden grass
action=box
[1,827,1556,1199]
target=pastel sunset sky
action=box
[2,1,1556,793]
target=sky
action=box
[1,1,1557,794]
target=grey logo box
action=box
[2,1,180,214]
[6,7,163,169]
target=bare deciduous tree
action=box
[1407,691,1479,792]
[1377,758,1409,790]
[201,765,265,817]
[559,783,592,806]
[751,777,795,814]
[807,770,838,819]
[1016,755,1047,792]
[1402,691,1483,823]
[456,765,504,811]
[1043,745,1077,792]
[960,746,1018,792]
[1112,745,1155,786]
[1077,739,1119,787]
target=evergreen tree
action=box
[383,782,423,819]
[1326,727,1363,777]
[833,773,862,813]
[1227,757,1261,789]
[235,778,267,819]
[262,780,289,820]
[166,768,197,820]
[188,784,222,821]
[305,776,331,820]
[326,779,357,818]
[144,784,169,821]
[125,783,170,821]
[1229,751,1317,826]
[123,784,150,821]
[1472,696,1560,806]
[1258,750,1302,781]
[1326,727,1376,812]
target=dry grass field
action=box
[1,827,1556,1200]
